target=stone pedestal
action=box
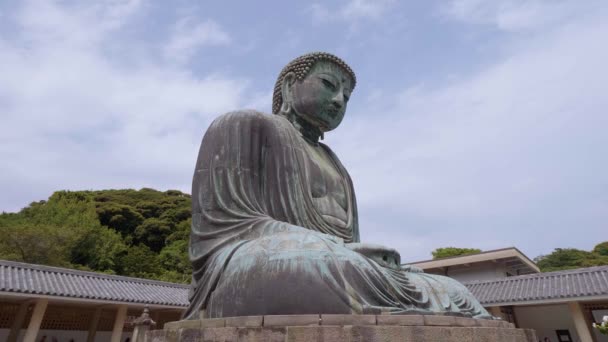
[147,314,536,341]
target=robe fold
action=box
[185,110,490,320]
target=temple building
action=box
[0,260,187,342]
[1,247,607,341]
[411,247,608,342]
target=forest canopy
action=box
[0,189,192,283]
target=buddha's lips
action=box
[326,106,340,118]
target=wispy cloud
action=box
[163,17,231,64]
[443,0,594,32]
[311,0,395,23]
[0,0,247,212]
[327,2,608,260]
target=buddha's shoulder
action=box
[210,110,286,130]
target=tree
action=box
[1,188,195,282]
[158,240,191,283]
[0,191,101,267]
[535,248,608,272]
[0,223,77,266]
[593,241,608,256]
[96,203,144,236]
[71,226,128,272]
[431,247,482,259]
[135,201,163,219]
[134,218,174,252]
[117,244,161,278]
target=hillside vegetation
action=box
[0,189,191,283]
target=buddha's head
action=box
[272,52,356,135]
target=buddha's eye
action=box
[321,78,336,90]
[343,93,350,101]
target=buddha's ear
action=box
[281,72,296,104]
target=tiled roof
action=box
[409,247,540,275]
[465,265,608,305]
[0,260,189,307]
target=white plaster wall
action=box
[446,263,508,283]
[0,329,131,342]
[592,309,608,342]
[514,304,581,342]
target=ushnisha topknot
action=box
[272,52,357,114]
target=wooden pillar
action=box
[110,305,128,342]
[7,301,31,342]
[568,301,594,342]
[23,298,48,342]
[86,306,103,342]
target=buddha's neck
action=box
[287,114,324,144]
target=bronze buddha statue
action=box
[184,52,491,320]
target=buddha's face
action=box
[288,61,353,132]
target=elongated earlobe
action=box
[280,100,291,115]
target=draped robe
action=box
[184,110,490,320]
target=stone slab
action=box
[287,326,352,342]
[149,324,536,341]
[263,314,320,327]
[478,318,504,328]
[454,316,479,327]
[321,314,376,326]
[200,317,225,328]
[163,319,200,331]
[423,314,457,326]
[376,314,424,326]
[225,315,264,327]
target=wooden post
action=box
[110,305,128,342]
[23,298,48,342]
[86,306,103,342]
[7,301,30,342]
[568,301,594,342]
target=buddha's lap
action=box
[215,231,466,291]
[205,231,484,317]
[206,231,365,316]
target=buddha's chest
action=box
[302,143,348,226]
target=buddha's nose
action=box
[332,92,344,109]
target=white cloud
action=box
[443,0,597,32]
[327,3,608,260]
[0,1,248,212]
[311,0,395,23]
[163,17,231,64]
[341,0,394,20]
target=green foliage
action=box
[135,218,174,252]
[431,247,482,260]
[158,240,192,283]
[71,226,128,272]
[593,241,608,256]
[0,188,192,283]
[117,244,162,278]
[535,247,608,272]
[96,203,144,236]
[0,191,100,267]
[0,223,77,266]
[592,315,608,335]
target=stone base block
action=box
[148,315,536,342]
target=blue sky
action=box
[1,0,607,262]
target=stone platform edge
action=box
[149,316,537,342]
[163,314,516,330]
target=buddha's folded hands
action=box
[345,242,401,270]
